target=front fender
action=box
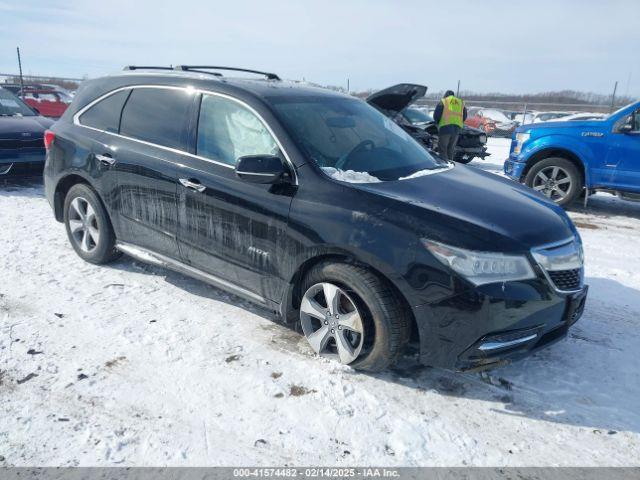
[520,134,591,186]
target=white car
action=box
[554,112,607,122]
[513,112,535,125]
[532,111,572,123]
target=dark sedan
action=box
[0,87,54,175]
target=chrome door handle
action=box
[179,178,206,193]
[96,154,116,166]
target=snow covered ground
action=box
[1,138,639,466]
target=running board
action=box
[0,163,13,175]
[116,242,268,304]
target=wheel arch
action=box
[522,147,587,186]
[279,250,420,343]
[52,172,97,222]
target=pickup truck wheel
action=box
[525,157,583,206]
[63,183,121,264]
[298,262,410,372]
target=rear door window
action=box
[120,87,193,150]
[79,90,130,132]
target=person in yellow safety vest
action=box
[432,90,467,161]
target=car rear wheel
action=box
[525,157,583,206]
[63,183,121,264]
[299,261,410,371]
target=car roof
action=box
[64,69,354,120]
[111,69,348,98]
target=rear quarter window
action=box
[119,88,193,150]
[79,90,130,132]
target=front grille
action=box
[548,268,582,291]
[0,138,44,149]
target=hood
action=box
[367,84,427,115]
[517,119,605,133]
[0,115,54,140]
[357,165,576,252]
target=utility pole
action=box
[456,79,460,97]
[610,81,618,113]
[347,78,350,94]
[16,47,25,99]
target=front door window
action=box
[197,94,280,166]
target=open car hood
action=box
[366,83,427,115]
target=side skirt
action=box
[116,241,274,308]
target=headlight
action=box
[513,132,530,155]
[479,134,487,144]
[422,239,536,286]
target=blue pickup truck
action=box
[504,101,640,206]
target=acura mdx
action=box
[44,66,588,372]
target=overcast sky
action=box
[1,0,639,96]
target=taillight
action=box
[44,130,55,150]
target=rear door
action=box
[74,88,132,218]
[176,92,295,302]
[107,86,197,259]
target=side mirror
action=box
[235,154,290,184]
[618,122,635,134]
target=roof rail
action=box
[123,66,174,71]
[174,65,280,81]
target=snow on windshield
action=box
[322,162,454,184]
[321,167,381,183]
[398,162,454,180]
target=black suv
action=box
[44,66,588,372]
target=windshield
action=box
[56,91,73,103]
[403,107,434,124]
[0,88,36,116]
[537,112,569,121]
[270,95,447,181]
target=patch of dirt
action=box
[573,221,600,230]
[17,373,38,385]
[225,354,241,363]
[270,371,282,379]
[105,356,127,369]
[289,384,316,397]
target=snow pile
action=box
[321,167,381,183]
[1,144,640,467]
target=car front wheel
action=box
[298,262,410,372]
[525,157,583,206]
[63,183,121,264]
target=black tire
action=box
[524,157,583,207]
[63,183,121,264]
[299,261,410,372]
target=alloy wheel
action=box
[532,166,572,202]
[299,282,365,364]
[68,196,100,253]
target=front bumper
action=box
[412,279,588,371]
[0,148,46,167]
[457,146,489,159]
[504,157,527,180]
